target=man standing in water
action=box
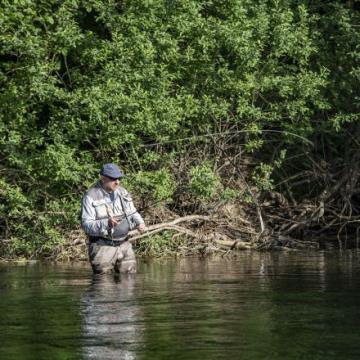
[81,163,146,274]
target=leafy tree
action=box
[0,0,359,257]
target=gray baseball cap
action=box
[100,163,124,179]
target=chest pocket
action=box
[122,195,136,215]
[92,199,112,219]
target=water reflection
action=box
[1,252,360,360]
[82,274,143,360]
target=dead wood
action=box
[128,215,212,242]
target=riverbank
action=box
[0,199,360,261]
[0,237,355,262]
[1,1,359,262]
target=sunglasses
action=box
[106,176,121,181]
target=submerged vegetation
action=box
[0,0,359,259]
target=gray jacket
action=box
[81,181,144,240]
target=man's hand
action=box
[137,223,146,233]
[108,217,119,229]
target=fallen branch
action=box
[214,239,254,250]
[128,215,212,242]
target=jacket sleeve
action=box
[121,190,145,228]
[127,198,145,227]
[81,194,109,237]
[131,211,145,227]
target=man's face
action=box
[101,175,120,192]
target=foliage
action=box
[124,168,176,204]
[222,188,241,202]
[0,0,359,257]
[135,231,186,257]
[188,162,220,200]
[251,163,275,192]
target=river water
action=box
[1,251,360,359]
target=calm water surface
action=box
[1,251,360,359]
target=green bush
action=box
[0,0,359,257]
[124,168,176,204]
[188,163,220,200]
[135,231,185,257]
